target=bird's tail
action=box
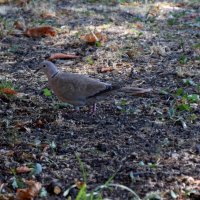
[119,87,152,95]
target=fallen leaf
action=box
[126,48,142,58]
[14,21,26,31]
[109,44,119,51]
[80,32,107,44]
[97,67,114,73]
[0,193,15,200]
[48,53,80,61]
[0,0,10,4]
[0,149,14,156]
[40,11,57,19]
[15,122,31,133]
[16,0,31,7]
[16,180,42,200]
[146,5,160,18]
[134,22,144,29]
[35,119,48,128]
[176,2,186,7]
[0,88,17,95]
[24,26,57,38]
[75,181,85,189]
[42,144,49,152]
[16,166,32,174]
[150,44,167,56]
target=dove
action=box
[35,61,152,111]
[35,61,115,111]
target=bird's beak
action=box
[34,68,41,73]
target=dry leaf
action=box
[0,149,14,156]
[0,88,17,95]
[0,0,10,4]
[147,5,160,18]
[16,180,42,200]
[150,44,167,56]
[134,22,144,29]
[97,67,114,73]
[36,119,43,128]
[0,193,15,200]
[35,119,47,128]
[75,181,85,189]
[15,122,31,133]
[14,21,26,31]
[24,26,57,38]
[126,48,142,58]
[16,166,32,174]
[176,2,186,7]
[80,32,107,44]
[109,44,119,51]
[16,0,31,6]
[40,11,57,19]
[42,144,49,152]
[48,53,80,61]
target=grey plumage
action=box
[35,61,152,107]
[35,61,113,106]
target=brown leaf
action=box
[16,166,32,174]
[97,67,114,73]
[16,0,31,7]
[42,144,49,152]
[48,53,80,61]
[0,88,17,95]
[0,0,10,4]
[75,181,85,189]
[35,119,47,128]
[0,193,15,200]
[134,22,144,29]
[16,180,42,200]
[40,11,57,19]
[15,122,31,133]
[80,32,107,44]
[24,26,57,38]
[176,2,186,7]
[0,149,14,157]
[14,21,26,31]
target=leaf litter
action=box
[0,0,199,199]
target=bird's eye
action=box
[43,65,46,68]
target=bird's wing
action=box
[50,72,111,105]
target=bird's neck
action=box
[46,67,59,79]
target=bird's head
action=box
[35,61,59,78]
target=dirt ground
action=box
[0,0,200,199]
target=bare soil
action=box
[0,0,200,199]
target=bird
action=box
[35,61,152,112]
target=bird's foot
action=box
[89,103,97,116]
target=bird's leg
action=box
[93,103,97,113]
[90,103,97,114]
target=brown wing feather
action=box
[50,72,111,106]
